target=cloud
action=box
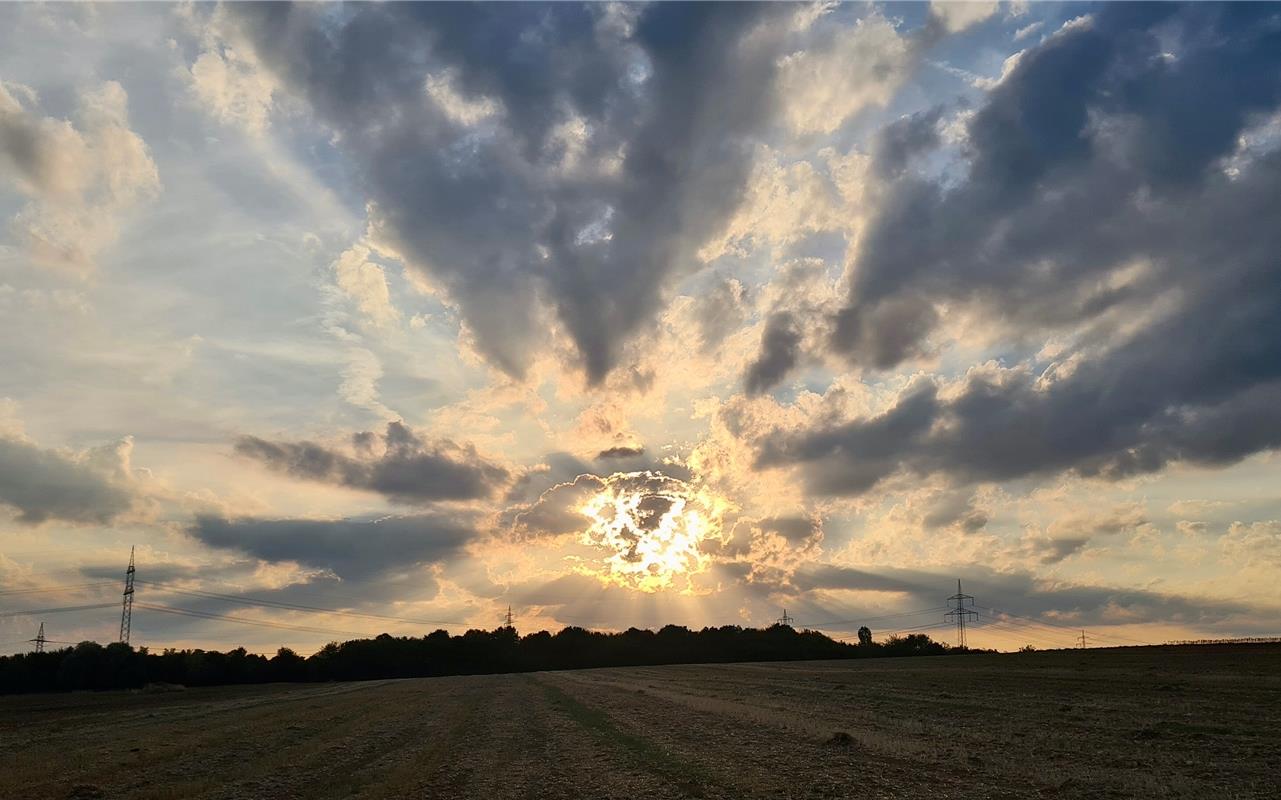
[335,347,395,419]
[792,562,1268,630]
[921,490,988,533]
[190,513,474,580]
[1017,504,1148,564]
[1220,521,1281,569]
[0,432,135,525]
[505,469,715,560]
[929,2,998,35]
[220,3,802,383]
[0,79,158,269]
[507,473,604,539]
[754,5,1281,492]
[597,445,645,460]
[333,243,400,328]
[187,46,276,134]
[700,146,852,263]
[235,420,510,504]
[691,277,748,354]
[756,515,821,545]
[776,12,911,135]
[745,312,802,395]
[1013,21,1043,42]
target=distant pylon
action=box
[504,605,514,629]
[1078,629,1088,649]
[777,608,794,627]
[32,622,46,654]
[944,579,978,648]
[119,546,135,645]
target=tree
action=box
[857,626,872,646]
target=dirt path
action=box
[2,649,1278,799]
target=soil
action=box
[2,646,1278,799]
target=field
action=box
[3,647,1279,799]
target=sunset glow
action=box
[576,473,729,593]
[1,2,1279,655]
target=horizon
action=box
[4,1,1281,660]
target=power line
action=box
[0,582,116,597]
[972,617,1075,648]
[135,580,467,628]
[978,605,1153,645]
[0,603,118,619]
[836,621,953,641]
[804,606,951,630]
[135,603,377,639]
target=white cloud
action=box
[930,2,999,35]
[1013,21,1043,41]
[338,346,395,419]
[776,13,910,135]
[700,143,876,271]
[0,79,159,270]
[188,45,277,134]
[424,71,502,127]
[1221,521,1281,568]
[179,3,279,135]
[974,49,1025,91]
[333,243,401,328]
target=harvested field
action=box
[3,647,1279,799]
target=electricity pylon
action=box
[119,546,135,645]
[944,579,978,648]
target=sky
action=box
[2,1,1281,656]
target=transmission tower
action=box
[119,546,135,645]
[1078,629,1088,649]
[31,622,46,654]
[777,608,794,627]
[944,579,978,648]
[504,605,514,629]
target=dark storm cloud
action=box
[693,277,748,354]
[235,421,509,504]
[921,491,988,533]
[189,514,474,581]
[870,106,943,178]
[225,2,791,382]
[0,86,49,188]
[502,452,594,506]
[590,447,692,483]
[758,515,821,545]
[758,5,1281,493]
[1026,537,1090,565]
[0,435,133,525]
[506,473,604,539]
[744,312,802,396]
[597,445,645,460]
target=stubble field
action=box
[3,646,1278,800]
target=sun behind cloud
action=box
[574,472,733,594]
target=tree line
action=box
[0,624,957,694]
